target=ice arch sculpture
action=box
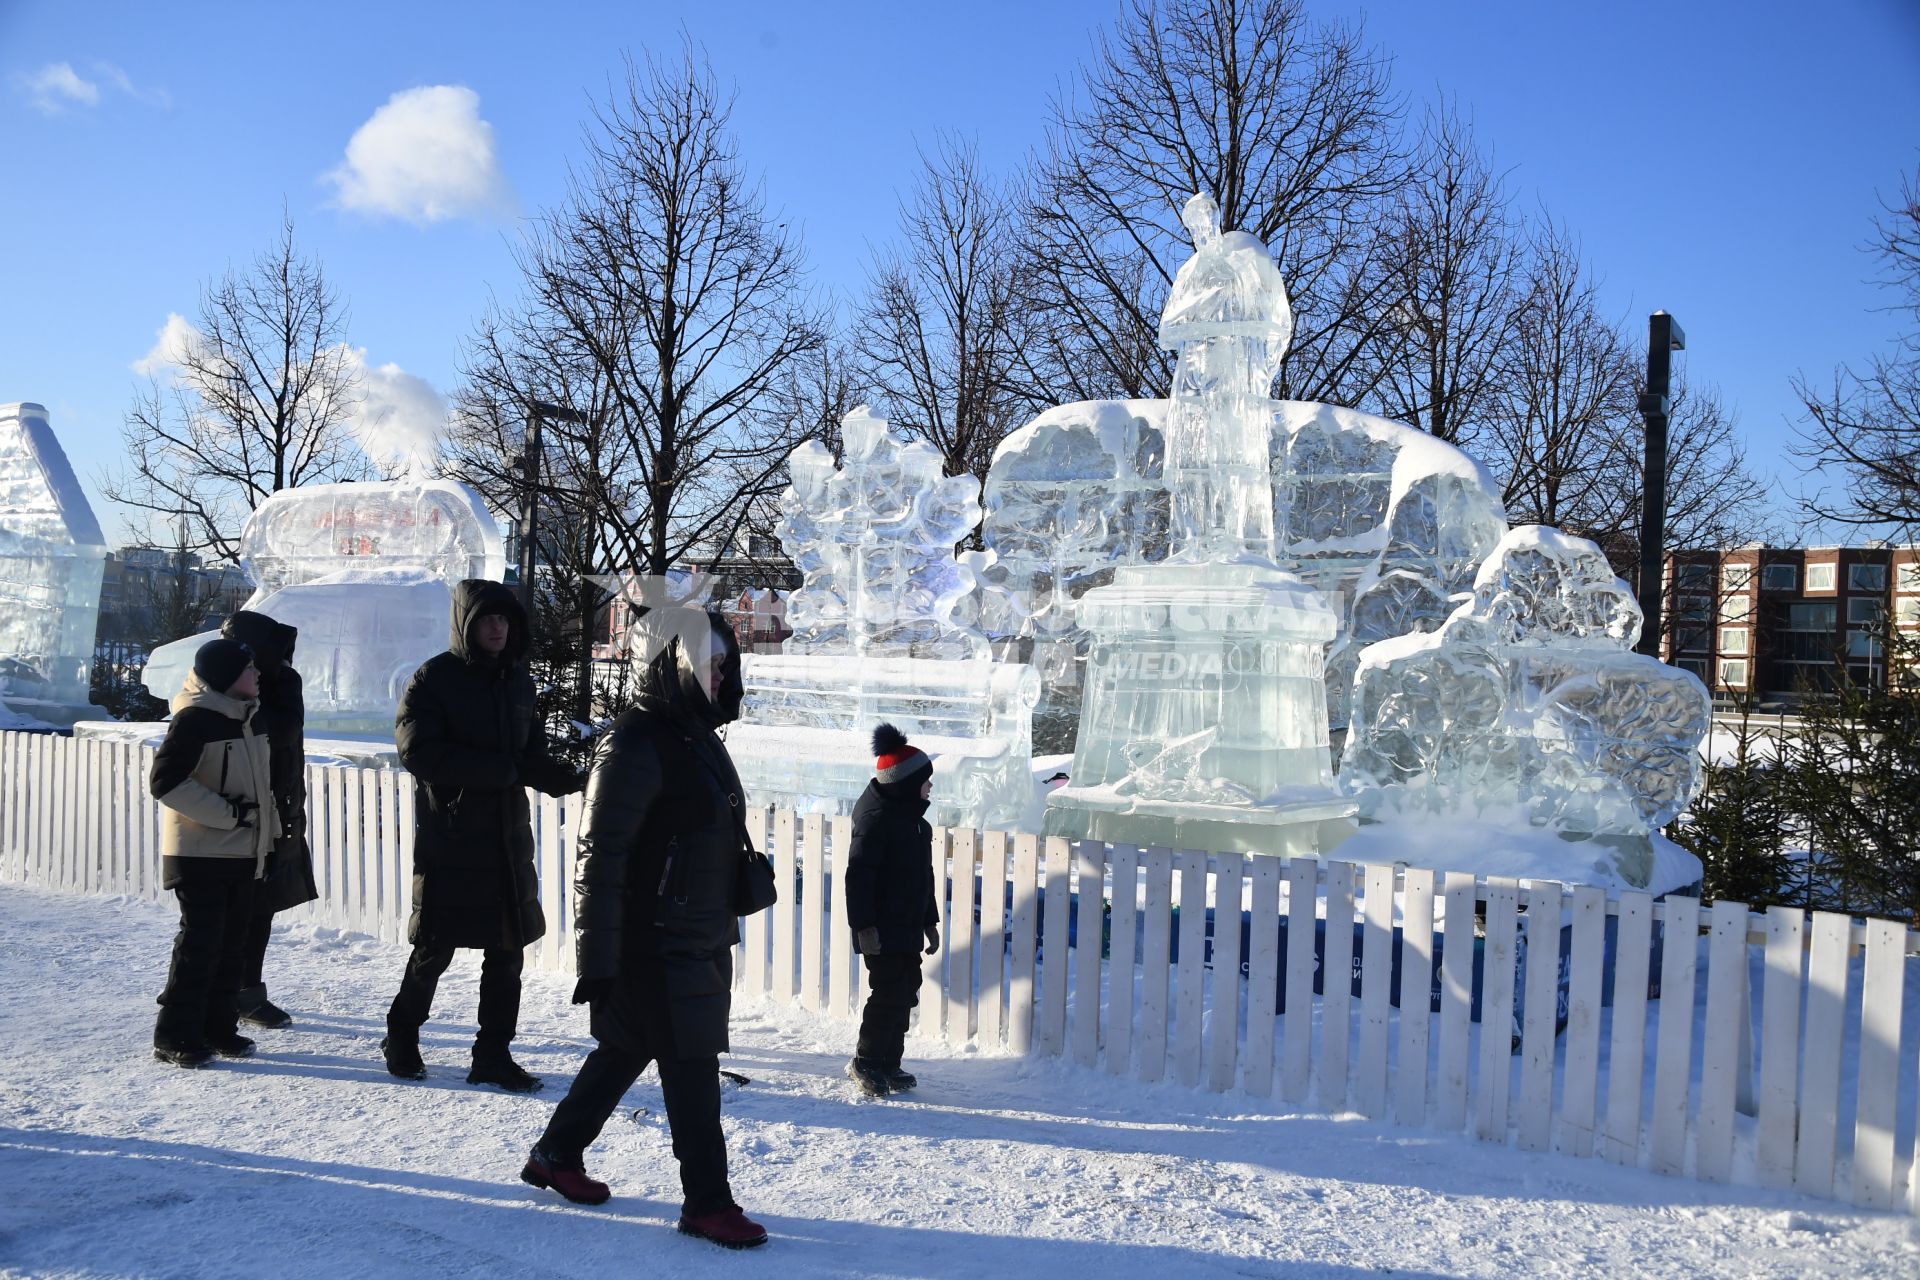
[0,403,107,725]
[1340,525,1712,887]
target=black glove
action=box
[856,927,882,956]
[230,798,259,829]
[924,925,941,956]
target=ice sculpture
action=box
[727,408,1041,830]
[1044,197,1354,856]
[0,403,107,725]
[1341,526,1712,887]
[143,480,504,734]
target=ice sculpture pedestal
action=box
[1045,561,1354,856]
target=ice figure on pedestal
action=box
[143,480,504,734]
[0,403,107,726]
[1340,526,1711,888]
[1044,196,1354,855]
[726,408,1040,829]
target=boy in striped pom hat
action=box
[843,723,940,1096]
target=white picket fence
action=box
[3,729,1917,1217]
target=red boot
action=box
[520,1147,610,1205]
[678,1205,769,1249]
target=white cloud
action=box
[325,85,515,224]
[130,313,202,377]
[18,62,99,114]
[342,349,448,477]
[92,61,171,109]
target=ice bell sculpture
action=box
[1044,196,1354,856]
[727,408,1040,830]
[0,403,107,726]
[142,479,504,733]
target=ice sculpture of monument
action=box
[1044,197,1354,855]
[1341,526,1712,888]
[143,480,504,734]
[727,408,1040,829]
[0,403,107,726]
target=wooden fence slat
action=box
[1105,843,1140,1076]
[1206,852,1244,1093]
[800,814,826,1013]
[920,827,950,1037]
[771,809,800,1003]
[1071,840,1106,1068]
[1475,877,1520,1144]
[538,793,565,970]
[1171,848,1208,1088]
[950,828,979,1044]
[1280,856,1319,1105]
[1696,898,1751,1183]
[1560,885,1607,1157]
[1434,872,1477,1131]
[1007,833,1041,1055]
[827,814,856,1019]
[975,829,1007,1044]
[740,807,772,998]
[1320,860,1357,1110]
[1650,896,1702,1178]
[1853,917,1905,1208]
[1603,892,1653,1165]
[1355,862,1396,1117]
[1796,911,1851,1199]
[380,769,404,942]
[343,769,367,932]
[1244,853,1282,1098]
[78,740,97,894]
[1393,867,1436,1128]
[1517,880,1564,1153]
[1034,836,1073,1056]
[1755,906,1804,1190]
[1136,845,1173,1082]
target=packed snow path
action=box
[1,885,1912,1279]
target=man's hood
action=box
[221,610,298,673]
[449,579,530,665]
[632,606,743,728]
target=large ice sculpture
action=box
[143,480,504,733]
[1044,196,1353,856]
[1341,526,1712,887]
[727,408,1040,829]
[0,403,107,726]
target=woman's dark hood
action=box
[221,610,298,673]
[632,606,743,729]
[449,579,531,665]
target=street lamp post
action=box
[1635,311,1686,660]
[517,400,592,614]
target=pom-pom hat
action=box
[871,722,931,785]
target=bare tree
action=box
[856,136,1025,485]
[455,47,824,583]
[1793,166,1920,535]
[105,215,369,562]
[1016,0,1407,406]
[1365,104,1520,446]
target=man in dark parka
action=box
[519,607,768,1250]
[219,609,318,1028]
[382,579,583,1091]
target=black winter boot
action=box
[210,1033,256,1059]
[153,1044,214,1068]
[846,1058,892,1097]
[468,1053,542,1093]
[237,984,292,1029]
[883,1066,917,1091]
[381,1034,427,1080]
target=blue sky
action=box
[2,0,1916,547]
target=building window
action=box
[1720,627,1748,654]
[1675,657,1709,681]
[1721,564,1754,593]
[1898,563,1920,593]
[1674,594,1711,622]
[1761,563,1798,592]
[1719,594,1749,623]
[1674,563,1712,592]
[1848,597,1883,624]
[1847,631,1884,659]
[1806,563,1837,592]
[1897,597,1920,627]
[1718,659,1748,688]
[1785,601,1837,630]
[1848,563,1887,593]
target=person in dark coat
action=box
[843,723,940,1097]
[520,607,769,1250]
[219,609,317,1029]
[382,579,583,1091]
[150,638,281,1067]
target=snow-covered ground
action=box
[2,884,1914,1279]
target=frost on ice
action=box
[1341,526,1712,887]
[143,480,504,733]
[728,408,1040,829]
[0,403,107,726]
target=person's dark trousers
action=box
[856,953,922,1069]
[155,875,259,1049]
[386,943,525,1056]
[239,903,274,989]
[540,1042,732,1214]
